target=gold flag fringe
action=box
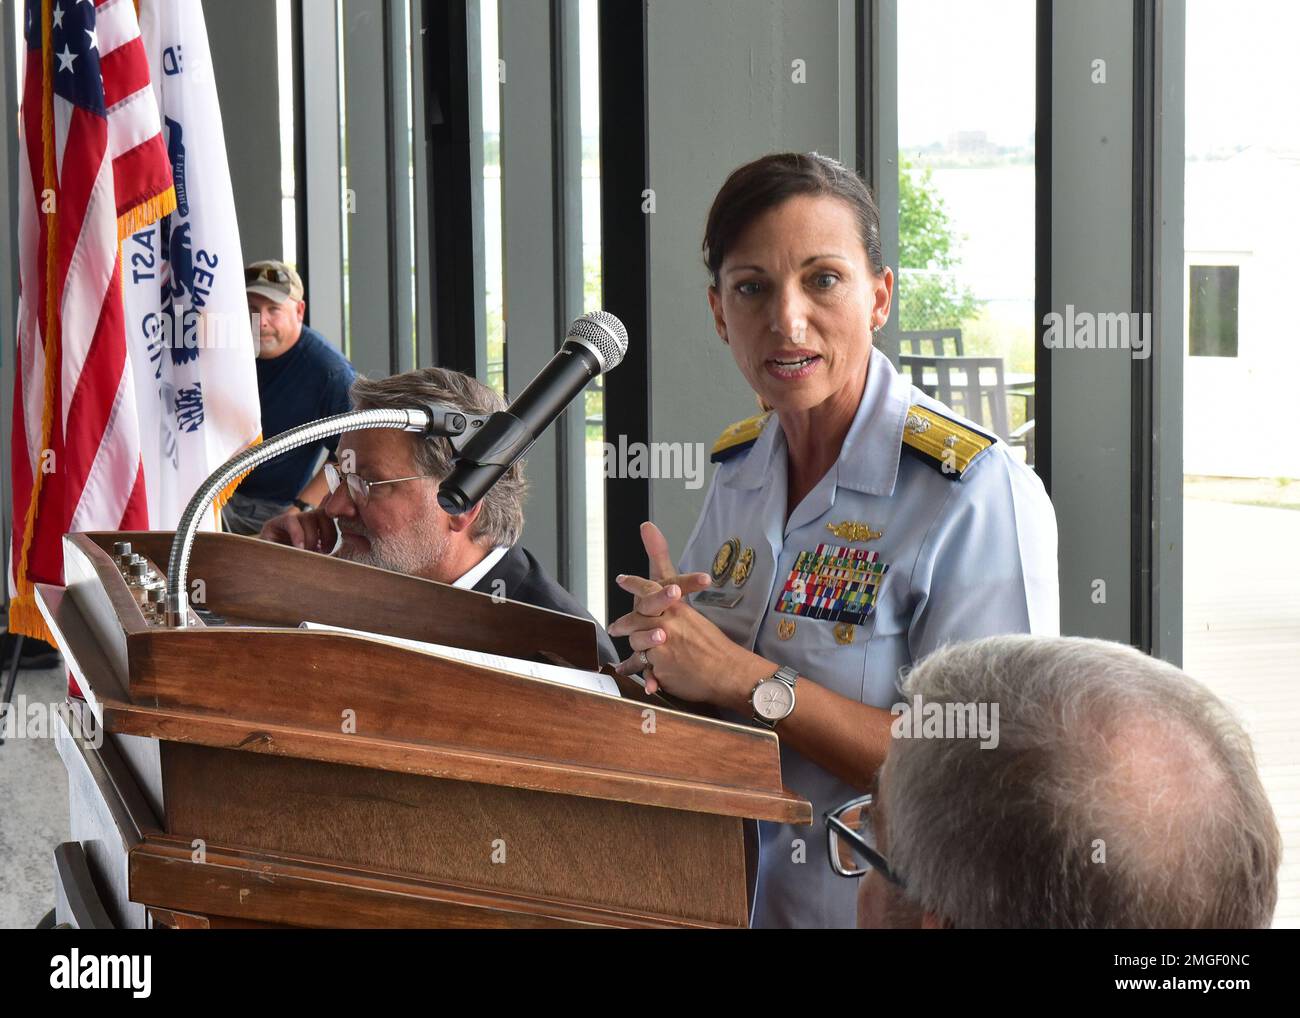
[6,595,56,649]
[117,184,177,242]
[212,433,263,512]
[12,0,62,650]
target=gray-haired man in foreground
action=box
[826,635,1280,929]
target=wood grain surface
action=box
[160,742,749,925]
[39,530,818,928]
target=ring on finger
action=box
[639,649,651,669]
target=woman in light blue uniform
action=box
[609,153,1059,928]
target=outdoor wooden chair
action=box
[899,353,1011,441]
[898,328,964,357]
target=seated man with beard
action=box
[258,367,617,665]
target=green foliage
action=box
[485,305,505,395]
[897,155,980,331]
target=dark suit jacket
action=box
[472,544,619,666]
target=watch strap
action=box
[751,665,799,728]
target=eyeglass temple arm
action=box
[825,811,903,886]
[164,401,488,628]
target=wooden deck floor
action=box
[1183,497,1300,929]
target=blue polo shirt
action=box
[239,325,356,502]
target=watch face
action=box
[754,678,794,720]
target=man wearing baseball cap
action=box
[223,259,357,535]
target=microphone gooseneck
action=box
[164,404,474,627]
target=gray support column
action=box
[202,0,283,267]
[554,0,587,602]
[464,0,487,381]
[301,0,345,349]
[499,0,563,576]
[1,0,20,599]
[645,0,850,554]
[861,0,899,363]
[409,0,433,367]
[1048,0,1134,641]
[339,0,386,374]
[836,0,856,166]
[386,0,416,374]
[1151,1,1184,664]
[339,0,409,377]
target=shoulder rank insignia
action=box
[901,404,995,480]
[711,412,772,463]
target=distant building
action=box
[946,129,995,159]
[1184,145,1300,478]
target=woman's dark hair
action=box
[702,152,886,287]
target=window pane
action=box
[1188,265,1239,357]
[481,0,505,395]
[276,0,297,267]
[896,0,1036,466]
[1183,0,1300,929]
[336,0,350,359]
[580,0,605,623]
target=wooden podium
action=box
[38,531,811,929]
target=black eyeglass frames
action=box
[824,793,905,887]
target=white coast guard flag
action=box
[122,0,260,530]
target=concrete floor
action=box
[0,656,69,929]
[1183,498,1300,930]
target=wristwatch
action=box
[292,498,315,512]
[751,665,798,729]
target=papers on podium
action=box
[299,621,622,698]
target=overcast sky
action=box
[896,0,1299,155]
[11,0,1295,158]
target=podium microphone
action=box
[437,311,629,515]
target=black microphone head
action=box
[436,484,473,515]
[566,311,628,373]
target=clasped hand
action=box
[607,522,770,709]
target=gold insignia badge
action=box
[833,622,855,645]
[711,537,741,584]
[826,521,883,543]
[777,618,797,641]
[732,547,755,587]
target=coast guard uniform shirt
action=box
[678,346,1059,929]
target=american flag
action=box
[8,0,175,642]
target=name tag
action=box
[693,589,745,609]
